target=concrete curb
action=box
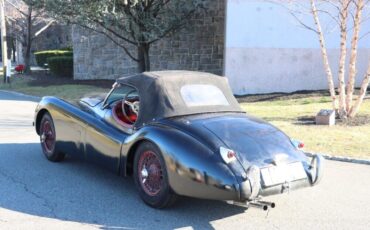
[305,152,370,166]
[0,90,41,101]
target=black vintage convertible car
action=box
[34,71,323,210]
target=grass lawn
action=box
[0,76,109,102]
[1,76,370,159]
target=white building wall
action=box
[225,0,370,95]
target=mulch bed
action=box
[236,90,331,103]
[336,115,370,126]
[296,115,370,126]
[236,89,369,103]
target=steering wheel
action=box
[122,89,140,124]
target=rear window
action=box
[180,84,229,107]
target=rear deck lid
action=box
[202,116,307,167]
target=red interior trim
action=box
[112,101,138,127]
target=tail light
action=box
[291,139,304,150]
[220,147,237,164]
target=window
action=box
[180,84,229,107]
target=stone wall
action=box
[72,0,225,80]
[33,25,72,52]
[30,25,72,65]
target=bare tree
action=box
[5,0,54,73]
[40,0,204,72]
[275,0,370,119]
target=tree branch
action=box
[77,24,139,62]
[5,0,28,17]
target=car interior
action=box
[110,87,140,127]
[112,97,139,126]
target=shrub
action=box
[47,56,73,77]
[59,46,73,51]
[34,50,73,67]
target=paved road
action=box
[0,90,370,230]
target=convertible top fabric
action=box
[116,71,244,128]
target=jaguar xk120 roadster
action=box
[34,71,323,210]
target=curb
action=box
[0,90,41,101]
[305,152,370,166]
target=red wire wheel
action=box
[41,120,55,154]
[39,113,65,162]
[133,142,177,208]
[138,151,163,196]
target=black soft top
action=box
[116,71,243,128]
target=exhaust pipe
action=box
[226,200,276,211]
[259,201,276,208]
[249,202,269,211]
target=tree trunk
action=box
[346,0,364,113]
[349,60,370,117]
[310,0,337,111]
[137,43,150,73]
[24,43,31,73]
[337,0,350,119]
[6,37,12,60]
[11,38,16,63]
[24,6,32,74]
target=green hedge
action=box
[34,50,73,67]
[47,56,73,77]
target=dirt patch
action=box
[22,71,114,89]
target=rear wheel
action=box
[133,142,177,208]
[39,113,65,162]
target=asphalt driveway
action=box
[0,90,370,230]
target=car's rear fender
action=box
[121,124,241,201]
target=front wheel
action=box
[133,142,177,208]
[39,112,65,162]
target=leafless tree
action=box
[272,0,370,119]
[40,0,204,72]
[5,0,54,73]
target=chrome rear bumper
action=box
[238,154,324,200]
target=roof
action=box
[116,71,243,128]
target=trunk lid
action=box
[201,115,307,167]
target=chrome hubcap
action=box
[41,120,55,153]
[138,151,163,196]
[41,134,46,142]
[141,167,148,183]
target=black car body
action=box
[34,71,323,209]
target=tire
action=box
[39,112,65,162]
[133,141,177,208]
